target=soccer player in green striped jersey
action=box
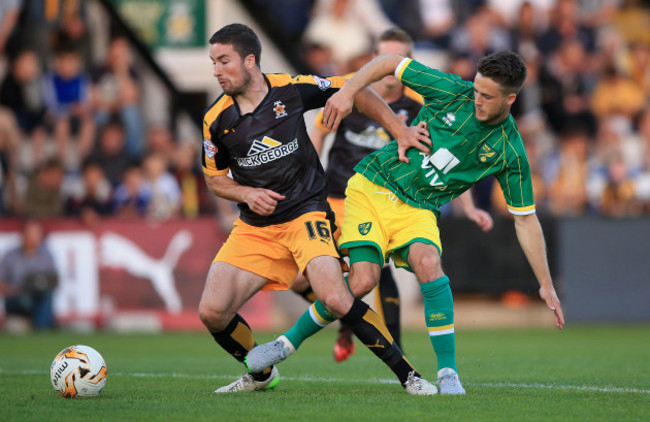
[246,51,564,395]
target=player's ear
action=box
[506,92,517,107]
[244,54,256,70]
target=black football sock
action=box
[378,266,402,350]
[340,298,419,386]
[210,313,271,380]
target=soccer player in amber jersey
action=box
[199,23,438,395]
[247,51,564,395]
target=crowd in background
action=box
[0,0,649,225]
[0,0,219,226]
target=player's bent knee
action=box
[319,292,353,318]
[198,302,231,332]
[350,274,377,297]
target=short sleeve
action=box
[495,154,536,215]
[396,58,472,102]
[293,75,347,111]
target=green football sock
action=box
[284,299,336,349]
[420,275,457,372]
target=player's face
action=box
[210,43,253,97]
[375,40,411,87]
[473,72,516,125]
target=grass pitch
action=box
[1,325,648,422]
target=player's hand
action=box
[246,189,286,216]
[539,284,564,329]
[323,90,354,132]
[395,121,431,163]
[466,208,494,232]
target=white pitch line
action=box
[3,369,648,395]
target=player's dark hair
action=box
[376,28,414,56]
[209,23,261,67]
[477,51,527,94]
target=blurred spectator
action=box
[417,0,456,49]
[0,108,19,215]
[0,49,47,166]
[590,65,645,120]
[65,158,112,224]
[303,0,394,74]
[636,107,650,172]
[544,126,592,216]
[112,161,150,218]
[448,6,510,63]
[446,54,476,81]
[539,38,597,135]
[12,0,89,66]
[487,0,552,31]
[142,153,181,220]
[591,152,641,217]
[0,0,21,58]
[88,117,130,186]
[302,42,336,76]
[506,1,547,56]
[0,219,58,331]
[145,124,175,158]
[41,43,95,165]
[171,141,213,219]
[377,0,423,40]
[626,41,650,98]
[91,37,144,159]
[21,158,65,218]
[592,115,641,172]
[537,0,597,56]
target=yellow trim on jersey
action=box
[203,96,234,140]
[403,87,423,104]
[313,109,327,132]
[266,73,293,87]
[395,58,412,82]
[507,204,536,215]
[202,95,235,176]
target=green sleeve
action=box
[395,58,473,102]
[495,152,536,215]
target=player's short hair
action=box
[477,51,527,94]
[209,23,262,67]
[376,28,414,57]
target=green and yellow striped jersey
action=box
[354,58,535,216]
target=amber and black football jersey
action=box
[323,93,422,198]
[202,73,346,226]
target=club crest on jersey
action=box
[273,101,287,119]
[203,139,217,158]
[478,143,497,163]
[358,222,372,235]
[313,75,332,91]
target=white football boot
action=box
[213,366,280,393]
[403,371,438,395]
[245,335,296,373]
[437,367,466,395]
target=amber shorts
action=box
[213,211,339,291]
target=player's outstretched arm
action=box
[323,54,406,132]
[513,213,565,329]
[204,174,285,216]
